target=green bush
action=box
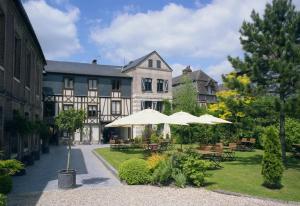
[261,126,284,189]
[0,175,12,194]
[151,159,172,185]
[119,159,150,185]
[150,133,159,143]
[284,118,300,151]
[182,155,209,187]
[0,160,24,175]
[0,194,6,206]
[172,168,186,188]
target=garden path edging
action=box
[92,149,121,181]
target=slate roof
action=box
[172,69,218,95]
[122,51,173,71]
[45,60,131,78]
[15,0,46,64]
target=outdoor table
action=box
[148,144,159,153]
[197,150,222,168]
[223,147,235,161]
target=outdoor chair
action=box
[159,141,169,152]
[249,138,256,151]
[223,143,236,161]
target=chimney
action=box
[92,59,97,64]
[182,65,192,75]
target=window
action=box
[64,77,73,89]
[44,102,55,117]
[144,101,152,109]
[157,79,164,92]
[14,35,21,79]
[0,10,5,67]
[25,51,31,87]
[112,79,120,91]
[156,101,163,112]
[88,79,97,90]
[88,105,97,117]
[111,101,121,115]
[35,64,41,95]
[63,104,73,111]
[142,78,152,92]
[157,60,161,68]
[148,59,153,67]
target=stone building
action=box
[122,51,173,137]
[0,0,46,158]
[172,66,218,107]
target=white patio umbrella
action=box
[198,114,232,124]
[168,111,215,125]
[105,109,188,128]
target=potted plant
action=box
[55,109,86,189]
[0,159,24,193]
[35,121,50,154]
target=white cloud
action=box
[90,0,271,62]
[23,0,81,59]
[171,63,188,77]
[205,60,233,83]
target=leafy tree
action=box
[228,0,300,162]
[55,109,86,170]
[262,126,284,188]
[162,99,172,115]
[173,75,200,115]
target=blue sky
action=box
[22,0,300,81]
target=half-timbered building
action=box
[43,60,132,144]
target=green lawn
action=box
[95,146,300,202]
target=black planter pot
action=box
[22,154,34,166]
[32,151,40,160]
[13,168,26,176]
[58,169,76,189]
[42,146,50,154]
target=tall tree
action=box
[173,75,200,115]
[228,0,300,162]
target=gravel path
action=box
[8,185,297,206]
[11,145,120,194]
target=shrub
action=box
[261,126,284,189]
[0,160,24,175]
[119,159,150,185]
[0,175,12,194]
[284,118,300,151]
[172,168,186,188]
[147,154,165,171]
[150,133,159,143]
[151,159,172,185]
[0,194,6,206]
[182,155,209,187]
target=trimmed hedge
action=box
[0,175,12,194]
[119,159,151,185]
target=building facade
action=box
[43,61,132,144]
[172,66,218,108]
[0,0,46,159]
[43,51,173,142]
[122,51,173,137]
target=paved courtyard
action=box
[11,145,120,194]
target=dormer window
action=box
[157,60,161,68]
[88,79,97,90]
[148,59,153,68]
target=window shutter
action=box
[141,78,145,91]
[141,101,145,110]
[164,80,169,92]
[153,101,157,110]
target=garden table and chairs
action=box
[237,138,256,151]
